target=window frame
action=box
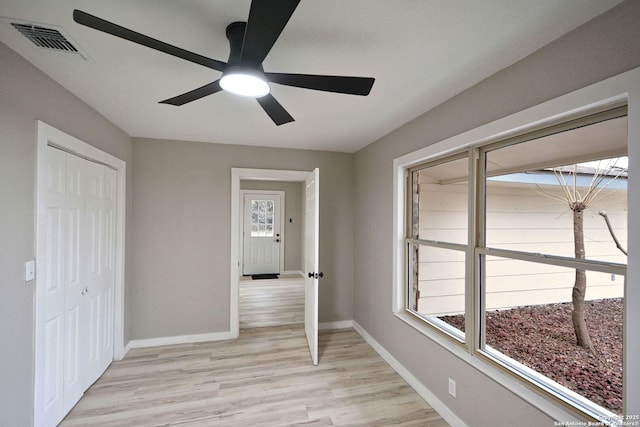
[474,115,627,419]
[392,68,640,424]
[405,151,471,345]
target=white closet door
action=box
[38,147,116,426]
[63,153,88,411]
[84,160,105,387]
[84,161,116,386]
[39,146,67,424]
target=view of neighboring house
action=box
[416,162,627,316]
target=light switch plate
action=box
[25,260,35,282]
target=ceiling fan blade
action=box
[256,94,294,126]
[240,0,300,66]
[159,80,222,106]
[73,10,226,72]
[266,73,375,96]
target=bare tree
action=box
[537,159,627,351]
[598,210,627,255]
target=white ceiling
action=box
[0,0,624,152]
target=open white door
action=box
[304,168,320,365]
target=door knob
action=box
[308,272,324,279]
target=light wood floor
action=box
[240,275,305,329]
[60,326,449,426]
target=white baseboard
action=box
[127,321,352,351]
[119,342,131,359]
[127,330,236,350]
[319,320,353,330]
[282,270,304,277]
[352,321,467,427]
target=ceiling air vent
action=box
[8,20,90,60]
[12,22,77,52]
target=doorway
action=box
[230,168,320,365]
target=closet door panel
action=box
[84,161,103,386]
[41,147,67,423]
[62,153,87,411]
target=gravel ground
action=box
[440,298,623,415]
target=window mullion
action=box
[406,238,467,252]
[479,247,627,276]
[470,147,485,355]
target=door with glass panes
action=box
[243,193,282,275]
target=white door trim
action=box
[240,190,286,275]
[230,168,312,338]
[35,121,126,426]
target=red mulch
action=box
[440,298,623,415]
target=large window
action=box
[402,108,628,422]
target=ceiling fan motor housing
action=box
[225,21,253,67]
[221,21,270,97]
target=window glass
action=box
[412,156,469,245]
[250,199,275,237]
[483,255,623,415]
[485,117,627,264]
[479,115,627,418]
[409,243,466,339]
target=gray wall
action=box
[0,42,133,427]
[241,180,304,273]
[131,138,354,339]
[352,1,640,426]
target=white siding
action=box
[417,180,627,316]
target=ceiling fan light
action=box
[220,67,270,98]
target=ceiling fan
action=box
[73,0,375,125]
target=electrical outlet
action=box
[448,377,456,398]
